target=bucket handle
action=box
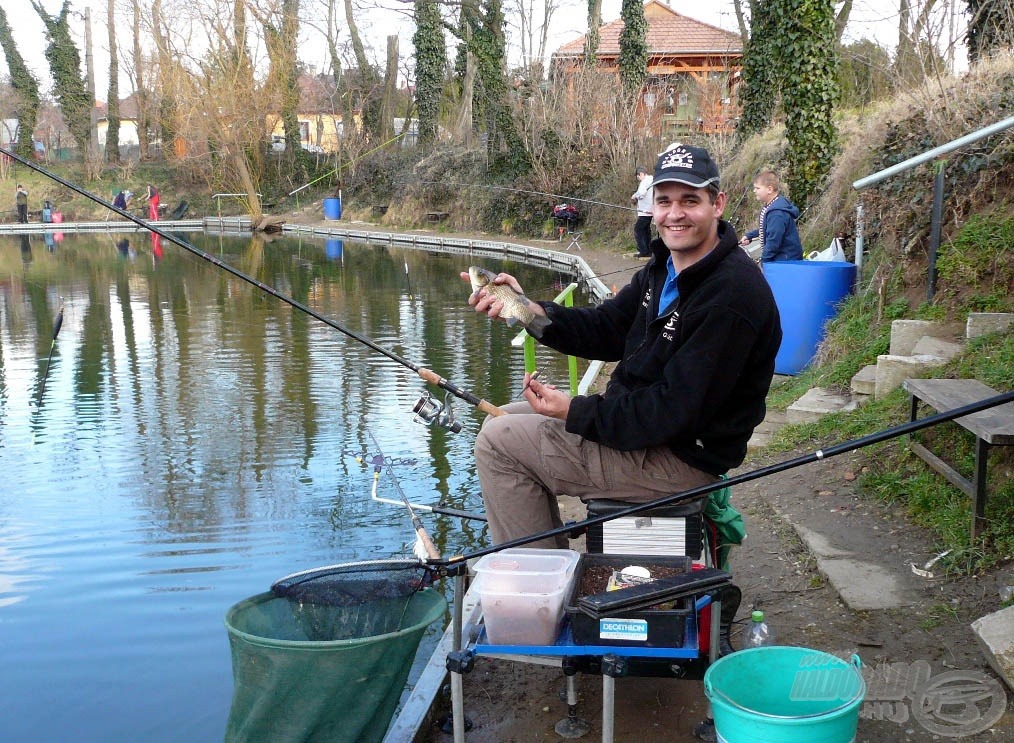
[705,652,865,720]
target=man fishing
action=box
[463,143,782,549]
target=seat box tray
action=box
[564,553,694,647]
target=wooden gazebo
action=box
[551,0,743,135]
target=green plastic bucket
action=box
[224,588,446,743]
[704,646,865,743]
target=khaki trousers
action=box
[475,402,718,548]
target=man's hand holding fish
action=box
[461,267,550,337]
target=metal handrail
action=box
[850,115,1014,280]
[212,192,262,218]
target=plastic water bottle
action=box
[745,610,775,647]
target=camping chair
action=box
[552,204,583,251]
[169,201,190,220]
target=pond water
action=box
[0,230,588,741]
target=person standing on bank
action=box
[15,184,29,223]
[630,166,654,258]
[463,143,782,548]
[740,170,803,262]
[145,185,160,220]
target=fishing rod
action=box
[408,180,633,213]
[364,426,441,560]
[433,389,1014,566]
[1,145,505,425]
[34,301,65,407]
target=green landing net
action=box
[225,560,446,743]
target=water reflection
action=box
[0,230,587,741]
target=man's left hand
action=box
[522,373,571,420]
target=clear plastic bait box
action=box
[473,548,580,645]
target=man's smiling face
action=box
[652,181,726,270]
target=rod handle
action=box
[477,399,507,417]
[415,521,441,560]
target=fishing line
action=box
[406,180,633,213]
[1,145,505,424]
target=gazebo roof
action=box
[554,0,743,58]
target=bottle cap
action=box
[751,610,764,622]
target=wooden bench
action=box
[903,378,1014,539]
[425,211,449,224]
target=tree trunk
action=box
[381,35,399,142]
[104,0,120,164]
[131,0,150,159]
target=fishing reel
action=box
[412,391,463,434]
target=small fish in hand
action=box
[468,266,550,335]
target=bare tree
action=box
[508,0,559,76]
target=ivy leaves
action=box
[738,0,839,209]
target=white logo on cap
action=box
[660,147,694,170]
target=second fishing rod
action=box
[2,146,505,426]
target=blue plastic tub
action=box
[704,646,865,743]
[763,261,857,375]
[323,197,342,220]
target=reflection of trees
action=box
[2,231,582,553]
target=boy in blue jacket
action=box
[740,171,803,262]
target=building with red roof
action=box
[551,0,743,135]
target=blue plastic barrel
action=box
[323,197,342,220]
[325,239,344,260]
[763,261,857,375]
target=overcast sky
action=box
[0,0,966,101]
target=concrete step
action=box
[851,364,877,396]
[967,312,1014,339]
[748,409,787,448]
[890,319,952,355]
[972,605,1014,692]
[786,387,860,424]
[874,353,948,399]
[911,335,963,362]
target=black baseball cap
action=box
[651,143,720,189]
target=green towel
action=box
[704,478,745,571]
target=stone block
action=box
[967,313,1014,340]
[874,354,946,399]
[910,336,963,362]
[851,365,877,396]
[786,387,858,424]
[971,605,1014,692]
[890,320,945,355]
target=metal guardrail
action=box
[850,114,1014,290]
[212,193,262,218]
[511,283,582,396]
